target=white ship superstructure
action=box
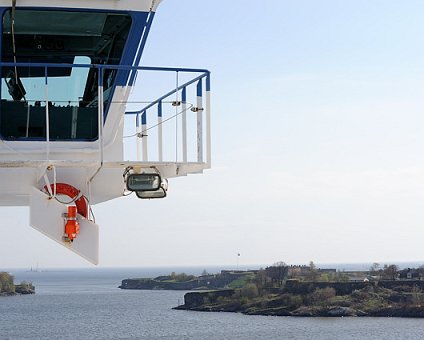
[0,0,211,263]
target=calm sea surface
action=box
[1,267,424,339]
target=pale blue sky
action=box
[2,0,424,268]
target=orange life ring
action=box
[44,183,89,219]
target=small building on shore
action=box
[398,268,420,280]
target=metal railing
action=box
[125,66,211,167]
[0,62,211,170]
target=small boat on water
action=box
[0,0,211,264]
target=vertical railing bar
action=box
[136,113,141,161]
[196,79,203,163]
[25,104,30,138]
[98,66,104,165]
[158,101,163,162]
[44,67,50,161]
[205,74,211,168]
[142,110,148,161]
[175,71,179,162]
[182,86,187,163]
[87,65,105,206]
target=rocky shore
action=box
[0,284,35,297]
[175,280,424,317]
[14,283,36,295]
[0,272,35,297]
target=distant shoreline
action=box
[119,270,255,291]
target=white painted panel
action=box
[0,0,161,12]
[29,187,99,265]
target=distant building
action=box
[288,265,310,277]
[398,268,420,280]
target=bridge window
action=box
[0,9,132,141]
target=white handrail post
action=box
[87,66,105,202]
[142,110,148,161]
[182,86,188,163]
[205,74,211,168]
[44,67,50,161]
[158,101,163,162]
[98,67,104,165]
[196,80,203,163]
[136,114,141,161]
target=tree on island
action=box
[416,265,424,280]
[307,261,319,282]
[411,285,423,306]
[0,272,15,294]
[369,262,381,279]
[266,262,288,287]
[241,283,259,299]
[382,264,399,280]
[170,272,195,282]
[333,271,349,282]
[253,268,268,295]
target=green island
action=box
[168,262,424,317]
[120,270,255,290]
[0,272,35,297]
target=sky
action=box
[3,0,424,268]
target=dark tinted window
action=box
[0,9,131,141]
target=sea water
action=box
[1,267,424,340]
